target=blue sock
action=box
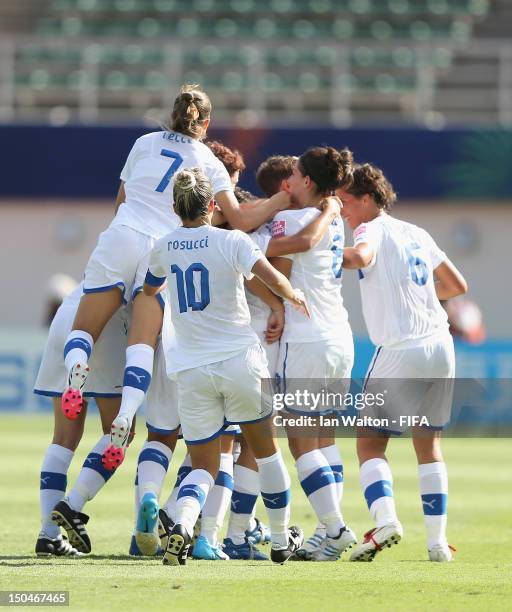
[118,344,154,423]
[419,462,448,548]
[360,458,399,528]
[256,451,291,548]
[163,454,192,521]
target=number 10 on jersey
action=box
[171,263,210,313]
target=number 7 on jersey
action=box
[155,149,184,192]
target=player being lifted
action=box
[271,147,357,561]
[144,167,308,565]
[338,159,467,563]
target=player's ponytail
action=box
[298,146,353,195]
[167,84,212,140]
[173,167,214,221]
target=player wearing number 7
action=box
[144,167,308,565]
[338,159,467,563]
[60,83,292,424]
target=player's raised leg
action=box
[62,290,122,419]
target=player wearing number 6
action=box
[338,160,467,563]
[144,167,307,566]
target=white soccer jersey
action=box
[354,214,449,348]
[147,225,262,373]
[272,208,350,343]
[113,130,233,239]
[246,223,272,329]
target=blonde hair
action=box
[166,84,212,140]
[173,167,214,221]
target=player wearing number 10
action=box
[144,167,307,565]
[338,160,468,563]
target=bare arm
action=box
[245,276,285,343]
[342,243,375,269]
[114,181,126,215]
[215,190,291,233]
[251,258,309,317]
[266,198,340,257]
[434,259,468,300]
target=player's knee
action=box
[146,430,178,450]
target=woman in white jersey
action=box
[143,167,308,566]
[60,83,290,422]
[271,147,357,562]
[336,160,467,563]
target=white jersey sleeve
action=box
[120,137,142,183]
[146,238,168,284]
[230,230,264,279]
[271,212,306,260]
[353,221,384,271]
[419,229,447,269]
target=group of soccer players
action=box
[34,84,467,566]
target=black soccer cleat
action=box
[51,500,91,554]
[158,508,175,552]
[162,524,191,566]
[35,534,83,557]
[270,526,304,565]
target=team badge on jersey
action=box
[272,219,286,238]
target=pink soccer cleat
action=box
[101,416,131,471]
[101,445,125,471]
[61,363,89,420]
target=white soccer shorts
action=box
[34,297,128,397]
[277,337,354,416]
[145,340,180,434]
[83,224,156,304]
[363,330,456,433]
[176,344,272,444]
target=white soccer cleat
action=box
[294,529,326,560]
[429,543,455,562]
[349,523,403,562]
[312,526,357,562]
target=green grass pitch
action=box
[0,414,511,611]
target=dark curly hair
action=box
[339,162,397,211]
[206,140,246,179]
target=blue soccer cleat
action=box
[245,517,271,546]
[192,536,229,560]
[222,538,269,560]
[135,492,161,556]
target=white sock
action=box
[201,453,234,546]
[163,454,192,522]
[256,451,291,548]
[118,344,154,423]
[320,444,344,503]
[360,458,399,528]
[63,330,94,374]
[67,435,113,512]
[40,444,74,538]
[226,464,260,545]
[175,469,214,538]
[419,462,448,548]
[296,449,344,537]
[136,441,172,502]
